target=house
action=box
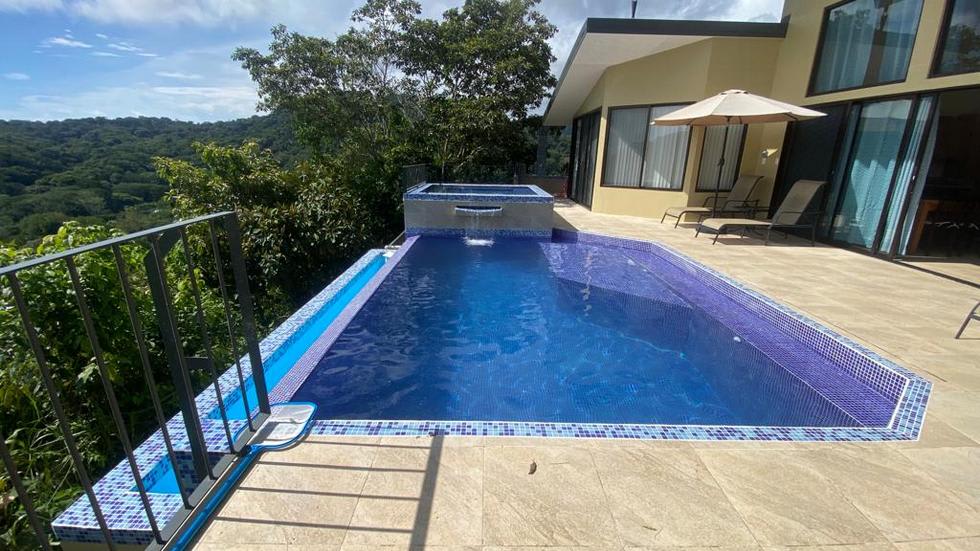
[544,0,980,260]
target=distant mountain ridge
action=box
[0,112,302,242]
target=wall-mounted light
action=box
[760,148,779,166]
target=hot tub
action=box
[403,183,554,238]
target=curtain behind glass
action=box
[831,99,912,248]
[603,107,648,187]
[878,96,934,254]
[814,0,876,93]
[570,117,583,200]
[878,0,923,82]
[897,109,938,255]
[697,124,745,191]
[813,0,922,94]
[641,105,690,189]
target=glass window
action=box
[603,107,648,187]
[696,124,746,191]
[934,0,980,75]
[829,98,913,248]
[812,0,923,94]
[603,104,690,189]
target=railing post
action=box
[144,235,212,480]
[207,220,255,431]
[6,273,117,550]
[0,430,52,550]
[112,243,192,509]
[223,212,271,414]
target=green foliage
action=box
[0,222,232,548]
[233,0,557,178]
[0,113,302,243]
[403,0,557,176]
[156,141,383,314]
[1,2,561,546]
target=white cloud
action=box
[137,52,159,57]
[43,36,93,48]
[0,83,259,121]
[70,0,269,25]
[156,71,202,79]
[107,41,141,52]
[96,32,108,39]
[91,51,121,57]
[0,0,62,11]
[3,72,30,80]
[151,85,255,100]
[0,0,354,30]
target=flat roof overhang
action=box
[543,17,789,126]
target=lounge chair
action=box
[955,300,980,339]
[661,174,763,228]
[695,179,826,245]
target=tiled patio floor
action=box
[196,201,980,550]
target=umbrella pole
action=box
[712,120,730,217]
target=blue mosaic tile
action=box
[405,227,552,239]
[51,249,390,547]
[52,228,934,546]
[404,182,554,204]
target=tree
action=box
[403,0,557,176]
[0,114,301,244]
[0,223,230,548]
[156,141,380,316]
[233,0,556,178]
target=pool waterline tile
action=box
[299,229,930,443]
[51,248,394,547]
[51,228,933,547]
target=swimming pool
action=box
[289,233,930,433]
[421,184,542,196]
[53,231,933,548]
[210,253,385,421]
[403,182,554,238]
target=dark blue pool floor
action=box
[292,237,873,427]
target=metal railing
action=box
[400,163,569,198]
[0,211,270,549]
[401,163,429,190]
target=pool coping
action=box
[51,248,391,546]
[293,229,931,443]
[404,182,554,204]
[51,228,935,546]
[268,236,421,404]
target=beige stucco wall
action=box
[746,0,980,203]
[574,37,782,218]
[570,0,980,220]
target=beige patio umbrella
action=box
[653,89,825,216]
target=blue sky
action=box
[0,0,782,122]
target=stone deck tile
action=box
[196,202,980,550]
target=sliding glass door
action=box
[877,96,935,254]
[828,99,912,248]
[777,93,943,256]
[570,110,600,208]
[776,104,848,222]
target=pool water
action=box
[141,462,180,494]
[212,254,385,420]
[292,237,864,427]
[423,184,538,195]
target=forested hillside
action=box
[0,112,301,242]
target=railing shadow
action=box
[198,431,447,548]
